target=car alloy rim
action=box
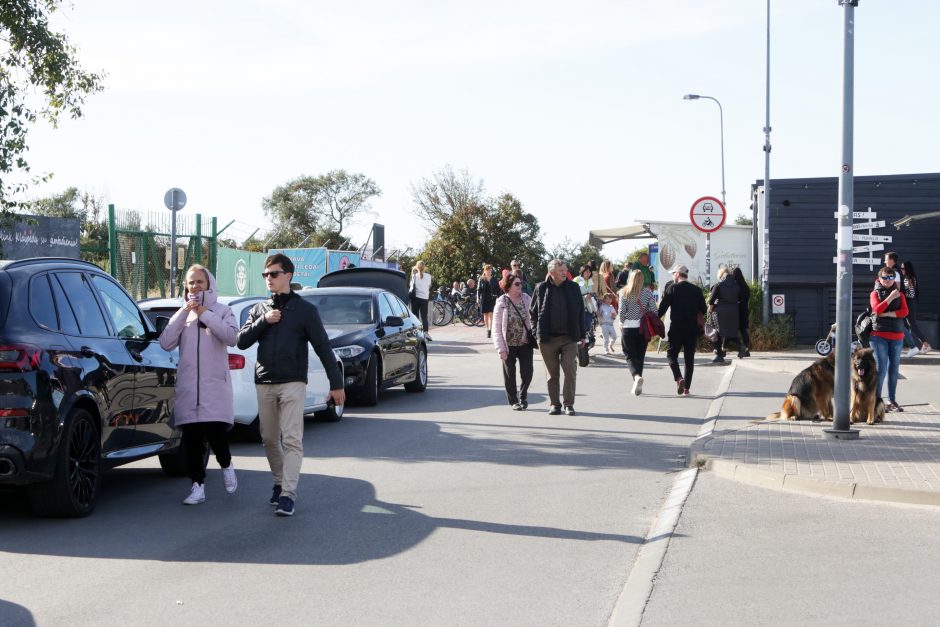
[419,350,427,385]
[69,418,99,507]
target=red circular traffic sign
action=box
[689,196,726,233]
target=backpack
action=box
[854,307,874,347]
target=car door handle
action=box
[128,348,144,362]
[80,346,101,359]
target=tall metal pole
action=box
[170,190,178,299]
[682,94,725,289]
[761,0,772,325]
[826,0,860,440]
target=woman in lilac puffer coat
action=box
[159,265,239,505]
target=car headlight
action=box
[333,345,366,359]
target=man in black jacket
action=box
[237,253,345,517]
[530,259,585,415]
[658,265,707,396]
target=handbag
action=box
[704,312,720,343]
[854,308,874,346]
[506,296,538,349]
[642,310,666,340]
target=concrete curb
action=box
[701,457,940,508]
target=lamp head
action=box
[683,94,700,100]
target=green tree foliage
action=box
[261,170,380,248]
[734,213,753,225]
[0,1,104,210]
[410,164,485,230]
[420,193,546,288]
[547,238,603,274]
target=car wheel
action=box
[28,408,101,518]
[159,432,210,477]
[404,347,428,393]
[314,401,344,422]
[359,354,380,406]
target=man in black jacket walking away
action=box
[530,259,585,415]
[658,265,707,396]
[237,253,345,517]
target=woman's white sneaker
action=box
[222,464,237,494]
[632,375,643,396]
[183,482,205,505]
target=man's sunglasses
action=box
[879,274,896,280]
[262,270,286,279]
[512,282,522,287]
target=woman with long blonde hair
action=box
[410,260,433,340]
[618,269,657,395]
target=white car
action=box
[138,296,343,439]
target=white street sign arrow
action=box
[852,220,885,230]
[853,243,884,254]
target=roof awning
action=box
[588,224,653,248]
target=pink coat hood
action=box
[159,268,238,427]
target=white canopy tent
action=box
[587,224,653,248]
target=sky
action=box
[18,0,940,263]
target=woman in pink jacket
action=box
[160,265,239,505]
[492,274,534,410]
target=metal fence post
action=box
[108,204,117,278]
[210,216,218,275]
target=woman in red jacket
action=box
[870,267,909,412]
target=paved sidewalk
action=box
[691,349,940,507]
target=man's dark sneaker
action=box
[564,406,576,416]
[712,355,726,364]
[744,349,751,357]
[548,406,562,415]
[425,333,433,342]
[683,389,690,396]
[676,378,686,395]
[511,402,523,411]
[520,400,528,410]
[270,484,282,506]
[275,496,295,516]
[737,348,747,359]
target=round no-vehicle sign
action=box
[772,294,785,314]
[690,196,726,233]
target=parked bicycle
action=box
[432,287,455,326]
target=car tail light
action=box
[0,408,29,417]
[228,354,245,370]
[0,345,42,372]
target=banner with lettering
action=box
[0,215,80,259]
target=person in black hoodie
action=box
[529,259,585,416]
[658,265,707,395]
[237,253,345,517]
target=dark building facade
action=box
[755,172,940,345]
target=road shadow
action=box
[0,471,647,564]
[0,600,35,627]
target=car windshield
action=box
[303,294,374,324]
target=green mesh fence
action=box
[107,204,217,300]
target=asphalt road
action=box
[0,325,732,626]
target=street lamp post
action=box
[683,93,725,288]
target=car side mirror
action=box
[384,315,404,327]
[155,316,170,336]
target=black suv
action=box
[0,258,185,517]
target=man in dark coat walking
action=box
[658,265,707,396]
[530,259,585,415]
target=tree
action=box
[1,1,104,211]
[261,170,380,247]
[410,164,485,230]
[546,238,603,274]
[420,193,546,288]
[734,213,753,225]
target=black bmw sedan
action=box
[297,284,427,405]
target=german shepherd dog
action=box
[849,347,885,425]
[767,352,835,421]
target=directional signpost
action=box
[690,196,726,288]
[832,206,892,270]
